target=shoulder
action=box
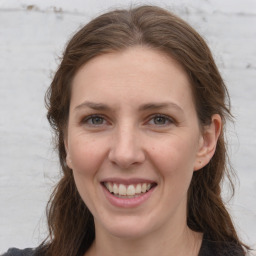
[199,235,245,256]
[1,248,35,256]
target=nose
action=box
[108,124,145,169]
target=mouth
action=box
[102,181,157,199]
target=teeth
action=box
[127,185,136,196]
[113,183,118,194]
[104,182,153,197]
[135,183,141,194]
[105,182,113,193]
[119,184,126,196]
[141,183,147,193]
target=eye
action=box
[82,115,107,126]
[147,114,174,126]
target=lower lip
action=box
[102,184,156,208]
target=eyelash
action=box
[146,114,175,126]
[81,114,108,126]
[81,114,175,128]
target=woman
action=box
[3,5,250,256]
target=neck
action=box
[86,224,203,256]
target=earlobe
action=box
[194,114,222,171]
[66,152,73,169]
[64,140,73,169]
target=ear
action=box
[64,138,73,169]
[194,114,222,171]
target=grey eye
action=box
[90,116,104,125]
[153,116,168,125]
[147,114,174,127]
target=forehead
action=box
[71,47,194,112]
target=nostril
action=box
[108,146,146,169]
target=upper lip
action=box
[101,177,157,185]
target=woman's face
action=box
[65,47,209,239]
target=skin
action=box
[65,46,221,256]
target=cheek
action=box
[150,135,198,180]
[68,136,107,176]
[68,137,106,210]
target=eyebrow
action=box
[138,102,183,113]
[75,101,111,111]
[74,101,184,113]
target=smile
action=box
[103,182,156,198]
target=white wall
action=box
[0,0,255,253]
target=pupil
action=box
[92,117,103,124]
[155,117,165,124]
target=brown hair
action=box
[40,5,248,256]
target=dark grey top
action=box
[1,248,35,256]
[2,236,245,256]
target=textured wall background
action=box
[0,0,256,253]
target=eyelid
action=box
[146,113,176,126]
[79,113,176,127]
[81,114,110,126]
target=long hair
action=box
[40,5,248,255]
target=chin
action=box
[98,215,157,240]
[109,226,150,240]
